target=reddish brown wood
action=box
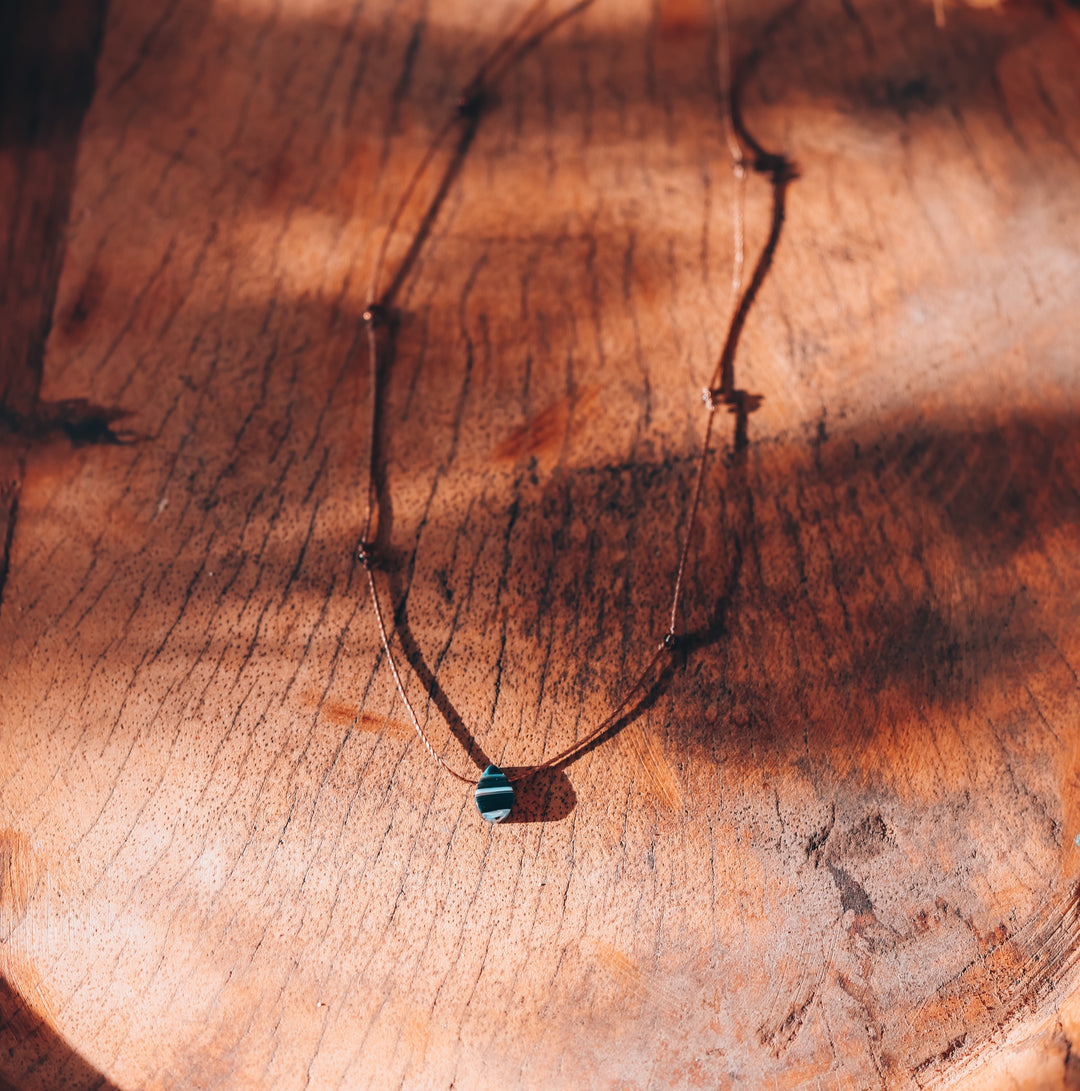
[2,0,1080,1087]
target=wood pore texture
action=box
[2,0,1080,1087]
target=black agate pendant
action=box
[474,765,515,823]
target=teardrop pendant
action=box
[474,765,515,823]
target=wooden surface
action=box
[2,0,1080,1087]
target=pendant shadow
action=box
[500,766,576,823]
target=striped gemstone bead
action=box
[474,765,515,823]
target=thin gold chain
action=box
[357,0,747,788]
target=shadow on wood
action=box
[0,976,120,1091]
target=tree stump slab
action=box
[2,0,1080,1087]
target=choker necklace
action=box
[356,0,748,823]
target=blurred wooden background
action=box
[2,0,1080,1087]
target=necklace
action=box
[356,0,749,823]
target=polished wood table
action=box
[2,0,1080,1087]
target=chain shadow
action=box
[359,7,793,824]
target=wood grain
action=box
[2,0,1080,1087]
